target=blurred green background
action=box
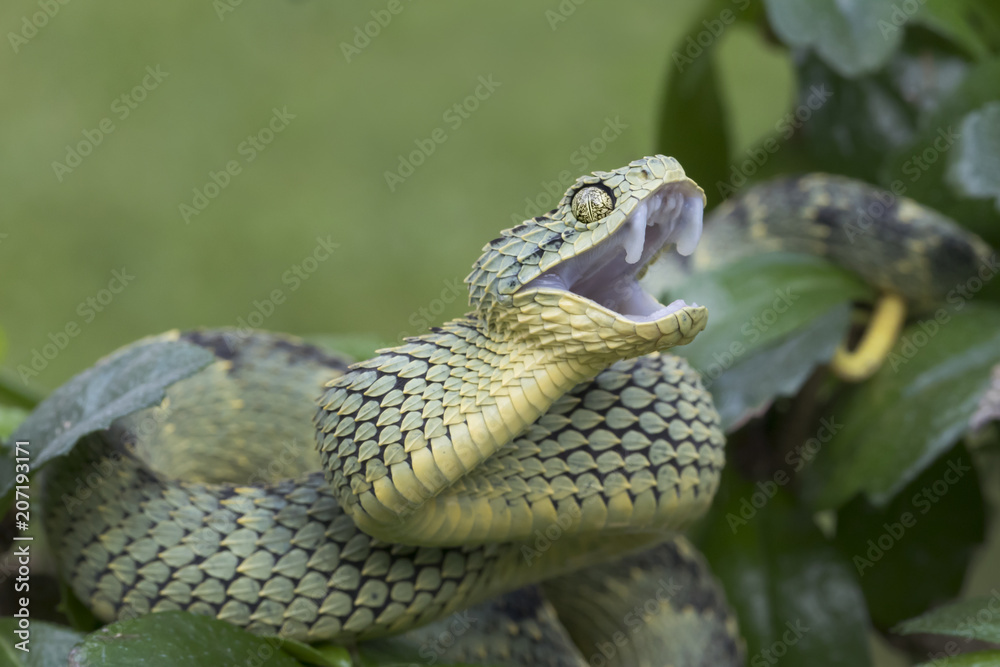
[6,3,1000,665]
[0,0,792,393]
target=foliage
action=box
[659,0,1000,664]
[3,0,1000,665]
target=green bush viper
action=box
[40,156,992,666]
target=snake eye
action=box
[571,186,614,224]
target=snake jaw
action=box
[514,181,708,351]
[465,156,709,355]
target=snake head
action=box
[466,155,708,358]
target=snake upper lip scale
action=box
[521,181,706,323]
[464,154,710,362]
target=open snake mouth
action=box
[523,186,704,322]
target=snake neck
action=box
[316,308,631,542]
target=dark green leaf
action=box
[57,580,102,634]
[914,1,992,59]
[0,338,214,498]
[834,442,985,629]
[266,636,351,666]
[784,24,981,183]
[790,54,916,182]
[68,612,302,667]
[0,618,84,666]
[698,468,872,667]
[657,24,732,197]
[764,0,902,77]
[655,252,870,374]
[356,640,485,667]
[0,369,43,410]
[971,364,1000,430]
[705,304,851,432]
[880,58,1000,248]
[807,303,1000,508]
[264,634,488,667]
[887,30,973,119]
[916,652,1000,667]
[895,595,1000,643]
[947,101,1000,211]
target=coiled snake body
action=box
[41,156,992,665]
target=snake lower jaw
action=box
[507,179,709,358]
[507,290,708,360]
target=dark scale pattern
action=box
[316,318,512,513]
[493,584,547,622]
[614,537,729,616]
[44,433,511,642]
[695,174,994,313]
[43,156,732,657]
[181,330,238,361]
[181,329,352,376]
[543,537,744,667]
[40,155,998,664]
[380,585,589,667]
[447,353,726,535]
[319,316,721,546]
[45,330,722,645]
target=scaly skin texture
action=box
[44,157,729,651]
[688,175,995,312]
[542,537,742,667]
[43,157,991,664]
[44,336,723,643]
